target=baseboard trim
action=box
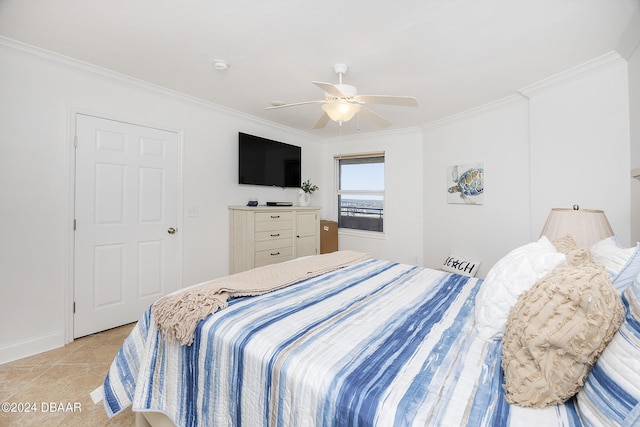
[0,330,65,365]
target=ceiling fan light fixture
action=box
[265,63,416,130]
[322,101,360,123]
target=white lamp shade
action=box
[322,101,360,123]
[540,207,614,249]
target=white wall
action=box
[421,54,632,277]
[320,129,424,266]
[422,97,531,278]
[526,55,631,246]
[0,39,322,364]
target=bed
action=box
[93,239,640,427]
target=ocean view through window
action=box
[336,153,384,233]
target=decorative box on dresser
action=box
[229,206,321,273]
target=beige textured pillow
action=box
[502,262,623,407]
[552,234,577,254]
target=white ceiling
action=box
[1,0,639,138]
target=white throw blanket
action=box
[152,250,371,345]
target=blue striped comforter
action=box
[102,259,582,426]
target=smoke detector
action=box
[212,59,229,71]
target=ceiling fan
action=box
[265,63,418,129]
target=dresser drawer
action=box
[255,229,293,242]
[255,219,293,233]
[255,211,293,222]
[255,237,291,252]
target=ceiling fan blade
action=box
[359,107,391,128]
[312,81,344,97]
[265,100,324,110]
[356,95,418,107]
[312,112,331,129]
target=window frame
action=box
[335,152,385,235]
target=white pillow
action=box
[474,236,566,341]
[591,236,640,292]
[590,236,635,275]
[441,253,481,277]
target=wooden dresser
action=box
[229,206,321,273]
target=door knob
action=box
[167,227,177,234]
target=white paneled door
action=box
[74,114,179,338]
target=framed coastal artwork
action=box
[447,162,484,204]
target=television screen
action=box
[238,132,301,188]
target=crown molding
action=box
[0,36,323,144]
[420,51,627,130]
[518,51,625,98]
[421,94,526,130]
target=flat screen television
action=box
[238,132,301,188]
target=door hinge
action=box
[74,135,78,148]
[73,302,76,313]
[73,219,77,230]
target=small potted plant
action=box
[298,179,318,206]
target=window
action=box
[336,152,385,233]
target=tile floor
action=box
[0,323,137,426]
